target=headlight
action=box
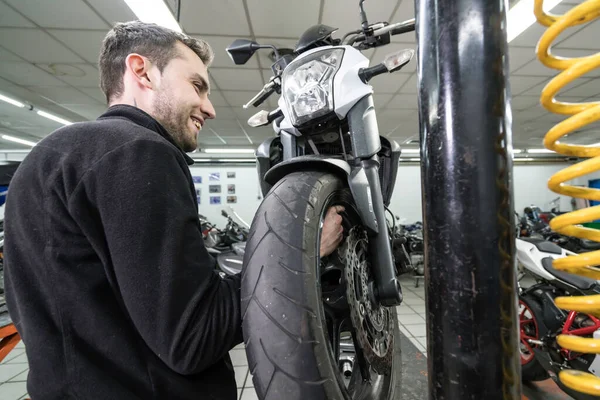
[282,49,344,127]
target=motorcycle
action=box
[225,1,413,398]
[215,210,249,277]
[200,210,248,253]
[390,217,424,284]
[517,210,600,254]
[516,237,600,400]
[199,210,249,276]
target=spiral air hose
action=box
[534,0,600,395]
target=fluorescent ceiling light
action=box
[37,110,72,126]
[204,148,255,154]
[513,149,523,154]
[1,134,37,147]
[123,0,182,32]
[402,149,420,154]
[517,158,535,161]
[507,0,564,43]
[408,158,421,162]
[192,158,255,162]
[0,94,25,108]
[527,148,555,153]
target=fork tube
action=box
[414,0,522,399]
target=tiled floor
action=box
[0,276,428,400]
[396,277,428,357]
[0,339,29,400]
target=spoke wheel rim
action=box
[519,299,540,365]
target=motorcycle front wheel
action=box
[241,171,402,400]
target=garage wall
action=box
[189,163,578,228]
[388,163,579,223]
[512,164,579,215]
[189,165,263,229]
[388,164,424,223]
[0,159,587,228]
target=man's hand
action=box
[320,205,345,258]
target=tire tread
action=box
[241,171,400,400]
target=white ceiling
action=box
[0,0,598,152]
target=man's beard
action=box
[151,89,197,152]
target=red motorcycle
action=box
[517,237,600,400]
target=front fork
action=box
[347,95,403,307]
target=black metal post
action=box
[414,0,522,399]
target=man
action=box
[3,21,344,399]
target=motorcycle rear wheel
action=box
[519,295,549,382]
[240,171,402,400]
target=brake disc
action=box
[343,226,395,375]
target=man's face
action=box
[150,42,216,152]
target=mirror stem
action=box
[359,0,369,33]
[255,44,280,61]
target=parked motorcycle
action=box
[517,209,600,254]
[225,1,413,398]
[390,216,424,283]
[198,209,250,278]
[200,210,248,253]
[516,237,600,400]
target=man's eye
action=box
[197,81,209,91]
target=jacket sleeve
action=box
[70,139,243,375]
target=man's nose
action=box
[202,98,216,120]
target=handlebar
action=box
[346,18,416,46]
[389,18,416,35]
[242,17,416,112]
[244,80,277,109]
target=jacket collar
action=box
[98,104,195,165]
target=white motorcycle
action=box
[225,1,414,398]
[516,237,600,400]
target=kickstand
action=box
[414,274,424,288]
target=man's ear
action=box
[125,53,153,90]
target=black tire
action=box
[519,295,550,382]
[241,171,402,400]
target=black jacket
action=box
[3,105,243,399]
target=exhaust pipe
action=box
[527,339,544,346]
[342,361,353,378]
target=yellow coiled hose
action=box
[534,0,600,396]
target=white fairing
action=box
[331,46,372,118]
[516,238,573,281]
[276,45,373,132]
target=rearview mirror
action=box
[226,39,259,65]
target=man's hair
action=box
[98,21,214,103]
